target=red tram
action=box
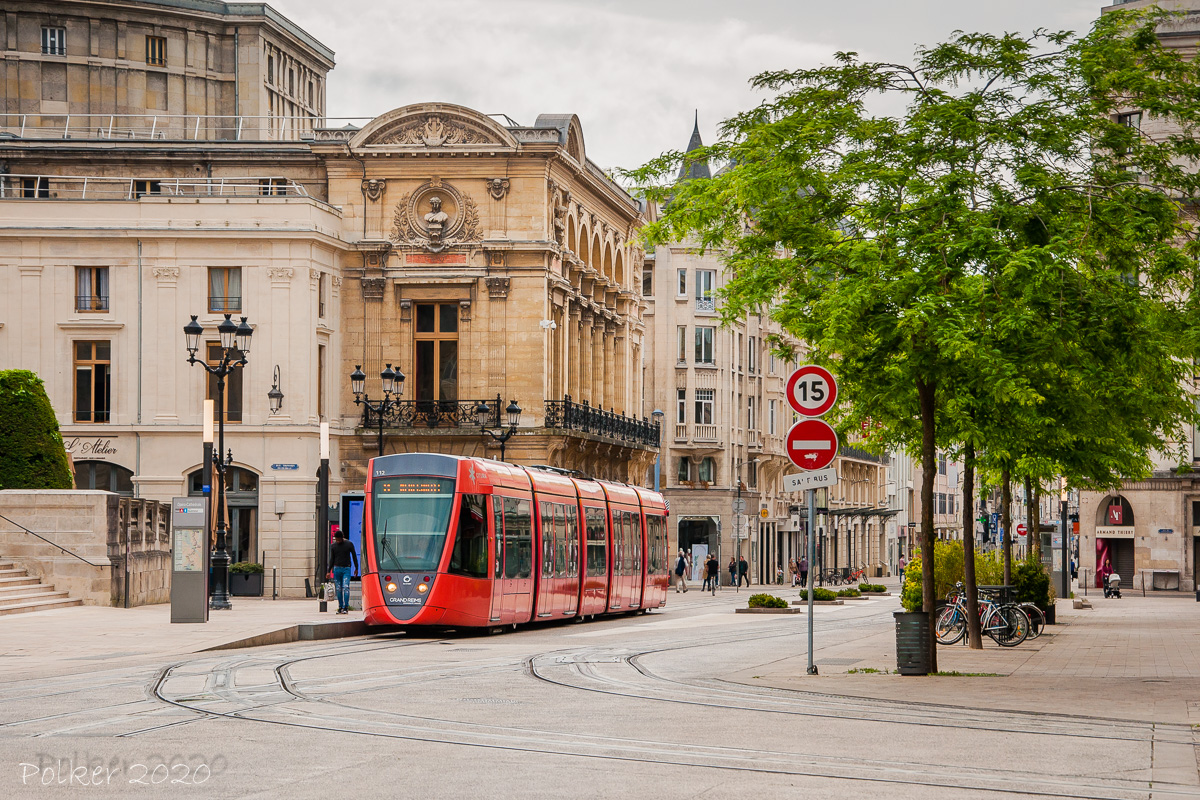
[361,453,670,628]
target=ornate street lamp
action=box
[268,365,284,415]
[183,313,249,611]
[350,363,403,455]
[476,397,521,462]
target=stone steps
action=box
[0,559,82,616]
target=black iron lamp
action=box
[268,365,284,415]
[350,362,403,456]
[477,398,522,462]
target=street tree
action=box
[630,9,1200,671]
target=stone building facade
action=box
[0,4,657,598]
[1,0,333,140]
[317,104,656,490]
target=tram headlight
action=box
[386,582,397,593]
[417,583,428,594]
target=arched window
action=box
[74,461,134,495]
[1099,495,1135,527]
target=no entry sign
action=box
[786,419,839,471]
[1016,522,1027,538]
[786,365,838,417]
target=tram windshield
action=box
[372,477,455,571]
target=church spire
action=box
[677,110,711,182]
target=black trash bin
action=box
[894,610,931,675]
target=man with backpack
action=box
[674,549,689,593]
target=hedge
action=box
[0,370,72,490]
[747,593,788,608]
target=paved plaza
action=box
[2,584,1199,798]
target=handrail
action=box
[0,512,106,567]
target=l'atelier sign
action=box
[64,437,118,456]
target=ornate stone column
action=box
[568,304,581,400]
[580,310,594,406]
[602,322,615,412]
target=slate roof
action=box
[676,111,712,182]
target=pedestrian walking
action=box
[898,554,907,587]
[705,554,720,595]
[674,549,689,593]
[728,557,737,591]
[799,556,808,589]
[329,530,359,614]
[738,555,750,587]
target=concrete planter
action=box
[839,595,871,600]
[230,572,264,597]
[790,599,845,606]
[862,591,892,596]
[736,607,803,614]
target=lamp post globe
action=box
[380,363,397,396]
[235,317,253,354]
[217,313,237,349]
[350,365,366,399]
[183,315,203,358]
[474,400,491,428]
[505,400,522,428]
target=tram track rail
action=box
[131,609,1195,799]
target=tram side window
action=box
[493,497,504,579]
[449,494,488,578]
[585,508,606,576]
[564,504,579,578]
[625,512,637,576]
[611,509,623,575]
[647,515,665,573]
[630,512,642,573]
[540,501,555,577]
[504,498,533,579]
[554,504,567,578]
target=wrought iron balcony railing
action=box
[544,396,660,449]
[361,399,499,430]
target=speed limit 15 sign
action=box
[786,365,838,417]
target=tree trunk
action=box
[962,441,983,649]
[1032,482,1042,562]
[917,377,938,673]
[1002,468,1013,586]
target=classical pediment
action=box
[350,103,519,150]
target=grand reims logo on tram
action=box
[361,453,670,629]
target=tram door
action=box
[501,497,534,623]
[489,496,505,623]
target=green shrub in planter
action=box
[798,587,838,601]
[901,543,1008,612]
[0,370,72,490]
[747,593,788,608]
[1013,556,1051,612]
[230,561,265,574]
[837,587,861,597]
[859,583,887,593]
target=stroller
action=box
[1103,572,1122,599]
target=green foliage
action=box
[230,561,264,574]
[1013,557,1051,611]
[799,587,838,601]
[836,587,861,597]
[902,542,1008,611]
[859,583,887,593]
[0,370,72,490]
[747,593,787,608]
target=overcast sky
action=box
[278,0,1102,171]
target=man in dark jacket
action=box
[704,554,719,594]
[674,549,689,593]
[737,555,750,587]
[329,530,359,614]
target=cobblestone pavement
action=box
[2,585,1198,798]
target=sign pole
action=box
[807,487,817,675]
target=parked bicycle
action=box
[934,583,1030,647]
[845,565,867,584]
